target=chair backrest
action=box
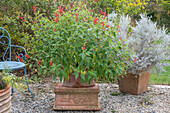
[0,27,11,61]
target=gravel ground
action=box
[11,78,170,113]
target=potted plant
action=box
[0,73,11,113]
[0,71,27,112]
[111,13,170,94]
[30,4,131,110]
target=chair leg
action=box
[11,70,14,93]
[24,67,34,99]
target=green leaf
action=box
[53,75,56,80]
[80,73,85,80]
[79,60,84,67]
[43,69,47,75]
[56,71,59,76]
[74,72,79,79]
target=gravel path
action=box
[11,78,170,113]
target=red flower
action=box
[102,21,105,27]
[89,9,91,12]
[19,17,23,20]
[95,0,98,2]
[117,25,121,28]
[118,30,121,32]
[101,10,104,15]
[94,17,98,25]
[59,6,63,15]
[32,6,37,13]
[55,18,59,23]
[33,6,36,9]
[85,18,87,22]
[82,45,86,50]
[71,3,74,7]
[133,58,137,62]
[25,54,30,58]
[50,61,53,66]
[54,29,57,32]
[55,12,59,17]
[32,20,34,24]
[76,13,78,18]
[38,60,42,66]
[92,9,94,12]
[106,25,110,28]
[76,13,78,22]
[101,10,106,16]
[19,16,25,22]
[20,58,23,62]
[17,56,20,59]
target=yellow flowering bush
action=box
[70,0,148,21]
[111,0,147,17]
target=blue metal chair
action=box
[0,27,33,99]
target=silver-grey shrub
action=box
[127,14,170,75]
[108,13,170,76]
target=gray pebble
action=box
[11,78,170,113]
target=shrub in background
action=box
[145,0,170,32]
[90,0,169,32]
[160,0,170,31]
[83,0,147,20]
[0,0,58,60]
[0,0,57,42]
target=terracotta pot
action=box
[0,84,11,113]
[54,83,100,111]
[54,70,100,110]
[118,67,152,95]
[63,71,95,88]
